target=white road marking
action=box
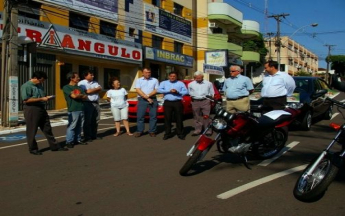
[257,141,300,166]
[217,164,308,199]
[0,126,115,150]
[331,113,339,120]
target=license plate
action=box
[252,112,262,117]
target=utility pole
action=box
[325,44,335,85]
[1,0,19,127]
[266,32,274,61]
[268,13,289,70]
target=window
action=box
[104,68,120,89]
[174,41,183,54]
[129,28,135,37]
[18,1,41,20]
[173,3,183,16]
[152,35,163,49]
[212,27,223,34]
[152,0,161,7]
[100,20,117,38]
[69,12,89,32]
[60,63,73,89]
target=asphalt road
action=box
[1,96,345,216]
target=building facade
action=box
[0,0,194,112]
[195,0,261,83]
[266,36,319,75]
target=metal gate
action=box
[18,52,56,111]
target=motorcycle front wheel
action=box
[179,149,203,176]
[293,156,339,202]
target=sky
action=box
[224,0,345,68]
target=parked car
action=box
[128,79,222,119]
[250,76,339,130]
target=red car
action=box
[128,80,222,119]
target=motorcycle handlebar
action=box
[326,97,345,109]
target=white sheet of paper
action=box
[263,110,291,120]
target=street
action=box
[1,97,345,216]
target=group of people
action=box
[20,60,295,155]
[21,70,103,155]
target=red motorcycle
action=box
[179,98,300,176]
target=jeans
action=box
[136,97,157,133]
[66,111,84,143]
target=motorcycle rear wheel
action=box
[293,156,339,202]
[179,149,203,176]
[253,128,287,159]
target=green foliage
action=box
[242,33,268,68]
[294,71,312,76]
[329,55,345,76]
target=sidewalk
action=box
[0,103,113,135]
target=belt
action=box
[85,101,99,104]
[263,95,286,100]
[165,100,181,102]
[226,96,248,101]
[192,98,206,102]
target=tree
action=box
[294,70,312,77]
[329,55,345,77]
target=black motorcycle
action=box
[293,97,345,202]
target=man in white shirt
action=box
[188,71,214,136]
[261,61,296,112]
[78,70,102,141]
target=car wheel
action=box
[324,105,333,120]
[301,111,312,131]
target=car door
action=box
[311,79,327,117]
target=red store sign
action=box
[0,23,142,62]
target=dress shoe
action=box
[65,142,74,148]
[149,132,156,137]
[92,137,102,140]
[75,141,88,145]
[178,135,185,140]
[51,147,69,152]
[163,134,173,140]
[134,132,143,138]
[81,138,92,143]
[30,150,42,155]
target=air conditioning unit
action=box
[209,22,218,28]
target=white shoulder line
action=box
[217,164,307,199]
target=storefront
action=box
[3,17,142,110]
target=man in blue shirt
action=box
[158,71,188,140]
[222,65,254,113]
[134,67,159,137]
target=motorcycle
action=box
[293,97,344,202]
[179,97,300,176]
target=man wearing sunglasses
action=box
[222,65,254,113]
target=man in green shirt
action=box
[63,72,88,148]
[21,71,68,155]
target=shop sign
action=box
[145,47,193,67]
[203,64,224,76]
[144,3,192,44]
[205,50,228,67]
[0,17,142,62]
[41,0,118,22]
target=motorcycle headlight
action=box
[158,101,164,106]
[288,102,304,109]
[212,118,227,130]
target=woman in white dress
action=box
[106,79,133,136]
